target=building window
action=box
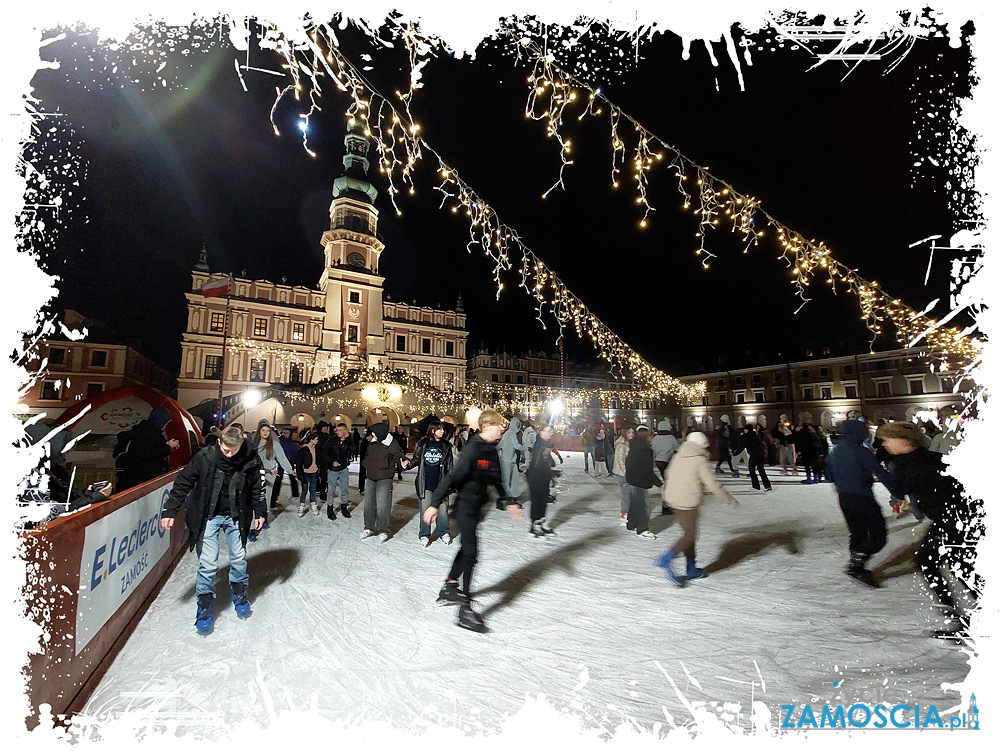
[801,369,810,378]
[877,381,891,398]
[491,374,499,382]
[40,380,62,400]
[86,382,104,398]
[774,372,783,382]
[821,386,832,399]
[822,346,831,355]
[752,374,762,384]
[504,374,511,383]
[531,377,538,386]
[516,375,525,384]
[90,350,108,367]
[611,399,620,410]
[717,378,725,388]
[736,393,746,404]
[395,335,406,352]
[819,367,829,377]
[446,341,454,357]
[348,290,361,304]
[940,377,955,393]
[289,363,303,385]
[250,359,267,382]
[803,387,814,400]
[253,317,267,337]
[734,375,744,385]
[204,355,223,380]
[844,385,858,398]
[210,312,225,332]
[347,324,359,344]
[700,396,708,406]
[775,389,786,402]
[843,364,854,375]
[292,323,305,342]
[754,390,765,403]
[48,347,66,365]
[422,338,431,354]
[718,393,728,405]
[908,379,924,395]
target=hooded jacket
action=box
[412,435,455,499]
[825,420,892,496]
[651,431,680,463]
[625,434,662,489]
[361,423,406,481]
[886,446,963,522]
[118,418,172,490]
[497,416,524,463]
[430,432,508,511]
[161,441,266,549]
[613,434,631,476]
[662,440,738,510]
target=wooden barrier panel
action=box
[20,469,188,726]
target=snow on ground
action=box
[75,453,973,739]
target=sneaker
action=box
[378,532,390,543]
[230,583,251,619]
[340,503,352,519]
[327,504,337,520]
[420,536,431,548]
[311,502,320,517]
[360,529,376,539]
[457,600,488,633]
[436,579,465,606]
[195,593,214,634]
[637,530,657,539]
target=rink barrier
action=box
[20,469,187,728]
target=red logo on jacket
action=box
[477,460,491,468]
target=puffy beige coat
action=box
[662,441,739,510]
[613,436,630,476]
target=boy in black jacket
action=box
[625,426,662,538]
[424,409,521,632]
[160,425,266,634]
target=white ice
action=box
[75,453,973,739]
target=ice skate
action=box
[637,530,658,540]
[327,503,337,520]
[420,536,431,548]
[846,556,880,588]
[457,600,488,633]
[195,593,214,635]
[686,559,705,580]
[311,502,320,517]
[297,503,308,518]
[340,503,352,518]
[656,550,685,587]
[436,579,465,606]
[230,582,251,619]
[378,532,390,543]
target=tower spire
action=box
[332,120,378,205]
[195,243,209,272]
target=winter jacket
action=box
[252,435,293,475]
[716,424,733,450]
[613,436,630,476]
[527,436,560,483]
[314,430,333,471]
[430,433,510,511]
[886,446,964,522]
[279,435,300,465]
[522,426,538,454]
[497,417,524,463]
[412,436,455,499]
[625,436,661,489]
[324,434,354,471]
[594,435,608,462]
[361,434,406,481]
[118,419,172,490]
[295,443,319,483]
[825,420,892,496]
[662,441,738,510]
[651,432,680,463]
[161,442,266,549]
[741,429,767,460]
[580,430,596,448]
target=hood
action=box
[372,423,390,441]
[839,419,869,444]
[677,440,707,458]
[657,421,671,432]
[508,417,522,433]
[148,406,171,429]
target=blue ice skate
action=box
[231,582,252,619]
[655,550,686,587]
[195,593,215,635]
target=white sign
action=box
[75,483,174,654]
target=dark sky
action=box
[26,15,977,379]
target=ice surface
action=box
[76,454,972,739]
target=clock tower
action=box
[318,121,387,376]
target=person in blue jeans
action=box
[413,420,455,546]
[295,432,321,516]
[324,422,354,520]
[160,425,266,634]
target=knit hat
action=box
[875,420,922,445]
[657,420,671,432]
[148,406,171,429]
[687,431,710,449]
[372,423,390,441]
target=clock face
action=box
[347,252,366,268]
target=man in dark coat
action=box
[625,426,662,538]
[314,421,332,502]
[742,425,772,491]
[160,425,266,634]
[118,406,180,491]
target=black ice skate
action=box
[457,601,488,633]
[436,580,466,606]
[846,557,880,589]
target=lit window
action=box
[347,325,359,344]
[210,312,225,332]
[292,323,305,341]
[250,359,267,382]
[254,318,267,337]
[204,355,223,380]
[821,387,832,399]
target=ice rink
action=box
[75,453,976,739]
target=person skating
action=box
[273,427,300,506]
[159,425,266,634]
[314,421,332,502]
[825,419,894,588]
[713,420,737,476]
[580,426,596,473]
[876,420,983,640]
[295,432,320,516]
[497,415,525,504]
[593,428,609,478]
[741,425,772,492]
[116,406,181,491]
[625,425,662,538]
[360,423,410,542]
[652,421,679,514]
[614,426,635,525]
[526,424,562,537]
[324,422,354,520]
[423,409,521,632]
[655,432,739,586]
[250,419,294,538]
[413,419,455,546]
[773,421,797,475]
[603,425,616,476]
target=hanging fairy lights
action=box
[506,30,981,363]
[257,19,706,407]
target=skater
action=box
[413,419,455,546]
[424,408,521,632]
[273,427,300,505]
[360,423,410,542]
[825,419,893,588]
[603,425,616,476]
[159,425,266,634]
[391,426,407,479]
[593,428,608,477]
[741,425,772,492]
[652,421,679,514]
[714,420,736,475]
[810,425,830,482]
[773,421,797,475]
[324,422,354,520]
[522,420,537,468]
[580,426,597,473]
[614,426,635,524]
[497,415,525,502]
[357,425,374,495]
[294,431,321,517]
[625,425,662,538]
[250,419,294,537]
[116,406,181,491]
[794,424,817,482]
[656,432,739,586]
[876,420,983,639]
[527,424,562,537]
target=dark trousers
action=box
[448,507,480,595]
[604,453,615,475]
[317,465,328,501]
[837,492,887,559]
[748,456,771,490]
[655,460,669,481]
[917,515,980,613]
[716,449,734,472]
[670,508,699,560]
[625,485,650,532]
[272,466,298,507]
[812,456,826,481]
[358,464,367,494]
[527,469,550,523]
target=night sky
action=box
[26,14,977,380]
